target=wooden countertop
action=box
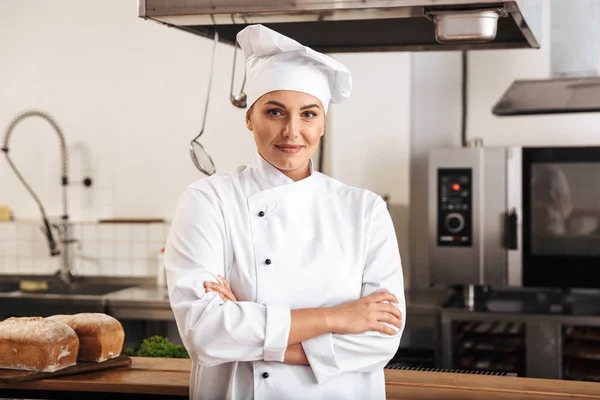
[1,357,600,399]
[0,357,189,396]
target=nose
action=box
[282,116,299,139]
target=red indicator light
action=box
[451,183,461,192]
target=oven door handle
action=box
[505,208,518,250]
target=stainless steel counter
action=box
[406,289,450,315]
[0,274,451,323]
[0,274,180,321]
[106,286,173,320]
[0,275,156,318]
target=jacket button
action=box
[265,259,272,265]
[258,211,265,217]
[262,372,270,379]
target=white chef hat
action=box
[236,24,352,113]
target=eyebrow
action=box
[301,103,321,111]
[264,100,321,110]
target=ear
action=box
[245,111,253,131]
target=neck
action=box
[280,162,311,182]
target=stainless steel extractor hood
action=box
[493,0,600,116]
[493,77,600,116]
[138,0,541,53]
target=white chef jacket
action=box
[165,154,406,400]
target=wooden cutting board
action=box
[0,355,132,383]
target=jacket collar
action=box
[254,152,314,188]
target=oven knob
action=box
[445,213,465,233]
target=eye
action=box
[303,111,318,119]
[267,109,283,117]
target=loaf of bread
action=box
[0,316,79,372]
[47,313,124,362]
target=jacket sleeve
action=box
[301,196,406,384]
[165,188,291,367]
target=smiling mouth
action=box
[275,144,304,154]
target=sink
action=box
[20,282,134,296]
[0,279,139,319]
[0,282,20,293]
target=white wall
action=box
[11,0,600,288]
[327,53,411,205]
[409,52,463,289]
[0,0,253,222]
[328,52,412,285]
[0,1,412,279]
[0,220,170,276]
[468,2,600,147]
[0,1,411,221]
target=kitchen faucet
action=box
[2,110,91,284]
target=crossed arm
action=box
[205,276,402,366]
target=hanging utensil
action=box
[230,40,247,108]
[189,31,219,175]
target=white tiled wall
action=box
[0,221,170,277]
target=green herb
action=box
[126,336,190,359]
[122,347,137,357]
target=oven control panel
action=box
[437,168,472,246]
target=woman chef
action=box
[164,24,406,400]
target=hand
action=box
[204,275,237,302]
[327,291,402,336]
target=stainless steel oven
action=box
[429,146,600,289]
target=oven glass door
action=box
[523,146,600,288]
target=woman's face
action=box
[246,90,325,181]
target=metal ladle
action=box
[189,31,219,175]
[230,41,247,109]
